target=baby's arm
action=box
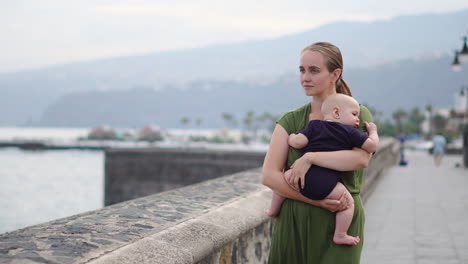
[288,133,309,149]
[361,122,379,153]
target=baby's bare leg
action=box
[266,170,293,217]
[326,182,360,245]
[267,191,286,217]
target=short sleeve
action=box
[276,112,295,135]
[276,103,310,135]
[347,128,369,148]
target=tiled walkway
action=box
[362,151,468,264]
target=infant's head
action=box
[321,94,360,128]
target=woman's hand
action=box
[288,153,313,189]
[318,191,353,212]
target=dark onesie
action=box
[298,120,368,200]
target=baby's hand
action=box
[364,122,377,133]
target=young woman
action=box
[262,42,373,263]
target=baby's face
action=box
[340,103,360,128]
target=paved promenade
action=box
[362,151,468,264]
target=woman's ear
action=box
[332,69,342,84]
[333,106,340,119]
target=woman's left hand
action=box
[288,153,313,189]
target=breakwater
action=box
[105,148,266,205]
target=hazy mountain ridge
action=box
[1,8,467,127]
[38,55,468,128]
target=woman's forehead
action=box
[300,50,326,66]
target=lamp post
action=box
[451,34,468,168]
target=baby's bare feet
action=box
[266,207,280,217]
[333,233,360,245]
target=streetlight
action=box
[459,36,468,63]
[451,33,468,168]
[452,51,461,72]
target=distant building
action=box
[137,125,163,142]
[454,88,468,114]
[88,125,117,140]
[422,88,468,134]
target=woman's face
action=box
[299,50,338,97]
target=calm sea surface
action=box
[0,126,267,235]
[0,127,103,234]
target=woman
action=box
[262,42,373,263]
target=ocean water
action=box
[0,148,104,234]
[0,127,104,234]
[0,126,268,234]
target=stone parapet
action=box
[0,138,398,263]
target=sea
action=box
[0,127,103,234]
[0,126,268,234]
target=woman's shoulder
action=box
[358,104,373,121]
[281,103,310,118]
[357,104,373,132]
[277,103,310,134]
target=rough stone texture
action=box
[105,148,266,205]
[0,167,264,264]
[362,138,400,203]
[0,140,398,264]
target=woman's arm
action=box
[288,148,371,189]
[261,124,350,212]
[306,148,371,171]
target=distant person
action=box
[398,134,408,166]
[266,93,379,246]
[432,134,447,166]
[262,42,375,263]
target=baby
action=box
[267,93,379,245]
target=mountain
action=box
[1,8,467,127]
[38,55,468,128]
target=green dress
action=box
[268,102,373,264]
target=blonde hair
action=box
[301,42,352,96]
[321,93,359,116]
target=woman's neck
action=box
[309,91,336,120]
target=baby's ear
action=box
[333,107,340,119]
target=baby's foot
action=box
[266,207,280,217]
[333,233,360,245]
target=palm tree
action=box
[392,109,408,134]
[221,112,237,128]
[408,108,426,134]
[426,104,433,136]
[180,117,190,127]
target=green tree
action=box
[180,117,190,127]
[406,107,425,134]
[242,111,256,144]
[431,114,447,134]
[425,104,433,136]
[257,112,279,133]
[392,109,408,134]
[221,112,237,128]
[378,119,397,137]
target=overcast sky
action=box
[1,0,467,73]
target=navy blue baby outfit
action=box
[298,120,368,200]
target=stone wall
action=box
[0,138,399,264]
[105,148,266,205]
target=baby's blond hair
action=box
[321,94,359,116]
